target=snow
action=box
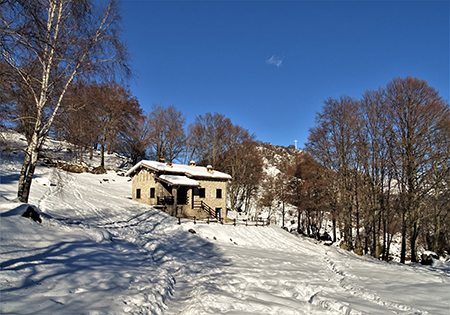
[159,174,200,186]
[1,131,449,315]
[126,160,232,179]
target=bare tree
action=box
[385,77,449,263]
[285,152,329,237]
[306,96,360,250]
[54,81,98,162]
[90,83,141,168]
[259,171,280,223]
[1,0,128,202]
[56,81,145,166]
[423,116,450,255]
[188,113,260,212]
[119,113,151,165]
[188,112,234,167]
[359,89,395,258]
[306,77,449,263]
[219,140,263,213]
[147,104,186,163]
[0,61,15,130]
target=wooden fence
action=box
[177,216,271,227]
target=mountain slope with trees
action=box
[1,131,448,314]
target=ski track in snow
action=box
[1,148,449,314]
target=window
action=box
[136,189,141,199]
[150,187,155,198]
[216,189,222,199]
[199,188,205,198]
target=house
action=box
[126,160,232,221]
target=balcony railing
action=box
[157,196,174,205]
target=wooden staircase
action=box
[193,201,216,218]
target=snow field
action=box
[1,133,449,314]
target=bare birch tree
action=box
[0,0,128,202]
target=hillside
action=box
[1,131,449,315]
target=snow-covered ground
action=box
[1,132,449,314]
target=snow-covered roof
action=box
[158,174,200,186]
[125,160,232,180]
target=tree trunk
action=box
[18,149,32,201]
[400,211,407,264]
[332,217,337,242]
[343,205,353,250]
[20,157,38,203]
[434,210,441,254]
[433,188,441,254]
[297,209,302,234]
[372,213,377,257]
[18,131,40,203]
[100,142,105,167]
[410,221,419,263]
[382,216,387,261]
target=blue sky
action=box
[120,0,449,148]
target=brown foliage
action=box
[57,82,142,167]
[220,140,264,212]
[285,152,330,236]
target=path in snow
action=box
[161,222,449,315]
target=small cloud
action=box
[266,55,283,68]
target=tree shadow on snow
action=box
[102,207,231,275]
[0,204,231,313]
[0,238,151,292]
[0,173,20,185]
[0,231,166,313]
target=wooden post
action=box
[207,217,210,224]
[234,218,236,226]
[178,217,181,225]
[194,216,196,224]
[173,186,178,217]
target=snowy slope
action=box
[1,132,449,315]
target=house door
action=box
[177,186,188,205]
[216,208,221,222]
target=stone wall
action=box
[195,178,227,211]
[131,168,229,220]
[131,169,158,206]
